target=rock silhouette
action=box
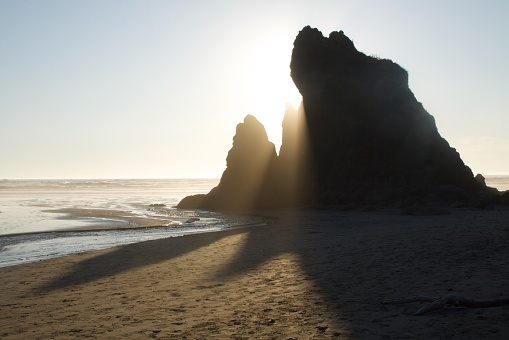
[178,115,279,211]
[178,26,503,211]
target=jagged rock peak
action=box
[231,115,269,150]
[178,114,279,211]
[296,26,356,49]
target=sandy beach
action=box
[1,209,509,339]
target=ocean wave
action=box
[0,179,219,191]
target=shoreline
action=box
[0,209,269,268]
[1,209,509,338]
[0,219,268,238]
[0,208,270,238]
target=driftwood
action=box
[383,295,509,315]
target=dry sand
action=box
[1,209,509,339]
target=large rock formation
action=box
[178,115,280,211]
[289,26,489,206]
[178,26,502,211]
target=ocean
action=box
[0,179,262,268]
[1,177,508,268]
[483,175,509,192]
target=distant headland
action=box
[178,26,509,212]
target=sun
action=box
[244,39,302,150]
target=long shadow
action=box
[37,209,509,337]
[213,210,509,337]
[213,212,319,278]
[38,227,247,293]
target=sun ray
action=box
[244,39,302,149]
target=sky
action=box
[1,0,508,179]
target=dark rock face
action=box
[179,26,502,211]
[290,26,486,205]
[502,191,509,205]
[178,115,279,211]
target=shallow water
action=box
[0,220,248,268]
[0,176,507,268]
[0,179,263,267]
[0,179,219,235]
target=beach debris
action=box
[383,295,509,315]
[316,325,329,332]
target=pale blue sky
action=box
[1,0,508,178]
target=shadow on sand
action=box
[37,227,246,292]
[37,209,509,337]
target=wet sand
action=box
[1,209,509,339]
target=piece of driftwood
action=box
[383,295,509,315]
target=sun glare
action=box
[245,39,302,150]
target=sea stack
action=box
[178,26,502,211]
[289,26,489,206]
[177,115,280,211]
